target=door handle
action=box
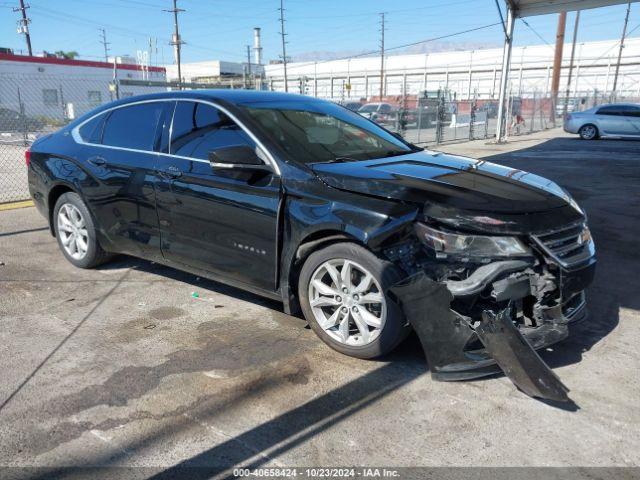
[157,165,182,179]
[88,156,106,167]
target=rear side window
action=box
[78,113,106,143]
[102,102,164,151]
[169,101,255,160]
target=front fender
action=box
[278,185,418,314]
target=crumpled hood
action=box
[311,151,575,215]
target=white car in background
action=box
[564,103,640,140]
[357,102,396,125]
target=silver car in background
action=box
[564,103,640,140]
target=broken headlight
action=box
[415,223,530,259]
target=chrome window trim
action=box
[71,97,281,175]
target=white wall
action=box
[0,57,167,121]
[264,38,640,100]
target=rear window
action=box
[102,102,164,151]
[78,113,106,143]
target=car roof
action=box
[596,103,640,108]
[110,89,321,107]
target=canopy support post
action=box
[495,6,515,143]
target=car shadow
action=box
[96,255,285,312]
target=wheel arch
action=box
[283,229,367,316]
[47,183,77,236]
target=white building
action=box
[264,38,640,101]
[165,59,264,86]
[0,52,167,121]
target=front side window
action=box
[43,89,58,107]
[169,101,255,160]
[242,100,416,164]
[102,102,164,151]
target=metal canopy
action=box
[494,0,638,142]
[507,0,635,17]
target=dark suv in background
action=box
[27,91,595,400]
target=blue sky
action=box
[0,0,636,64]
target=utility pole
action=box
[278,0,288,92]
[14,0,33,56]
[165,0,185,89]
[550,11,566,122]
[99,28,110,63]
[379,12,386,100]
[611,2,631,100]
[563,11,580,117]
[246,45,252,89]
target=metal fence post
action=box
[529,91,535,133]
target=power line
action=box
[279,0,288,92]
[520,18,553,48]
[13,0,32,55]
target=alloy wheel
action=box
[581,125,596,140]
[308,259,386,346]
[57,203,89,260]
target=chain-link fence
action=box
[1,74,638,204]
[383,90,561,145]
[0,73,173,203]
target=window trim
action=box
[71,98,281,175]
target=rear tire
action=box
[53,192,111,269]
[298,242,410,359]
[579,124,598,140]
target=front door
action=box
[154,100,281,292]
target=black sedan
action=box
[27,90,596,401]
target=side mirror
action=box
[208,145,271,171]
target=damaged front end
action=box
[387,219,596,402]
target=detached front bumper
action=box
[390,256,595,402]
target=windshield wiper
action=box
[312,156,359,165]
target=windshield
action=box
[358,104,378,113]
[241,100,415,164]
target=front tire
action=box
[579,124,598,140]
[298,242,409,359]
[53,192,111,269]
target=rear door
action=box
[154,100,281,292]
[595,105,627,135]
[75,101,167,258]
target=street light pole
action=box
[611,2,631,100]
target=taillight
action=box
[25,148,31,168]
